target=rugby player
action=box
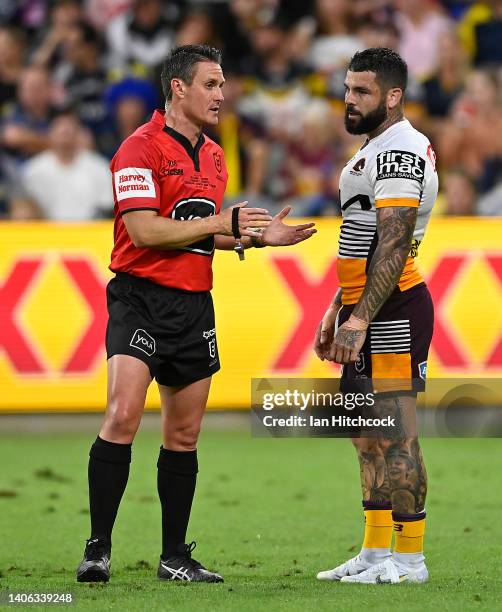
[76,45,316,584]
[314,48,437,584]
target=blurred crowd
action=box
[1,0,501,220]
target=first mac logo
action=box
[376,150,425,182]
[130,329,156,356]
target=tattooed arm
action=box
[328,206,417,364]
[352,206,417,322]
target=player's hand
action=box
[218,201,272,237]
[328,315,368,364]
[260,206,316,246]
[314,303,341,361]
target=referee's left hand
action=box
[260,206,317,246]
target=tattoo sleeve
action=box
[356,444,391,503]
[352,206,417,322]
[384,438,427,513]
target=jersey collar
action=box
[368,118,410,145]
[151,110,206,172]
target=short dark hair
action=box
[161,45,222,102]
[75,21,100,46]
[348,47,408,93]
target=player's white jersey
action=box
[338,119,438,304]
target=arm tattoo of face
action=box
[353,206,417,322]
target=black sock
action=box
[88,436,132,548]
[157,447,198,559]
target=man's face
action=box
[19,68,51,112]
[386,447,418,490]
[178,61,225,126]
[49,115,79,152]
[344,70,388,135]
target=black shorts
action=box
[339,283,434,393]
[105,273,220,386]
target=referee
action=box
[76,45,316,583]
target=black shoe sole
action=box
[77,569,109,583]
[158,573,223,583]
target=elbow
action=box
[132,235,153,249]
[129,230,154,249]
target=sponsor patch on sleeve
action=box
[114,167,156,201]
[376,150,425,183]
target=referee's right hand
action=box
[218,202,272,237]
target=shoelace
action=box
[85,538,109,561]
[181,541,203,570]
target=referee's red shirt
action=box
[109,109,228,291]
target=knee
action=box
[102,401,142,442]
[165,421,201,451]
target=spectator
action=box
[240,18,313,137]
[84,0,132,31]
[58,21,111,153]
[176,8,222,48]
[205,71,269,198]
[442,167,478,215]
[0,0,47,30]
[458,0,497,63]
[356,17,400,51]
[0,0,501,218]
[437,69,502,190]
[210,0,257,72]
[477,181,502,215]
[0,27,27,117]
[105,76,159,155]
[471,0,502,67]
[12,111,113,220]
[394,0,453,80]
[1,65,52,160]
[31,0,83,70]
[422,29,467,118]
[1,65,53,206]
[308,0,363,73]
[238,18,317,202]
[283,100,340,215]
[106,0,176,76]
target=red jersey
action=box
[109,109,228,291]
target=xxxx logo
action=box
[269,254,502,371]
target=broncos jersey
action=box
[338,119,438,305]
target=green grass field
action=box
[1,422,501,611]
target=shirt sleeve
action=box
[111,136,161,215]
[370,148,425,208]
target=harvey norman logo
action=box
[114,167,156,201]
[130,329,156,356]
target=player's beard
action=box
[344,99,388,135]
